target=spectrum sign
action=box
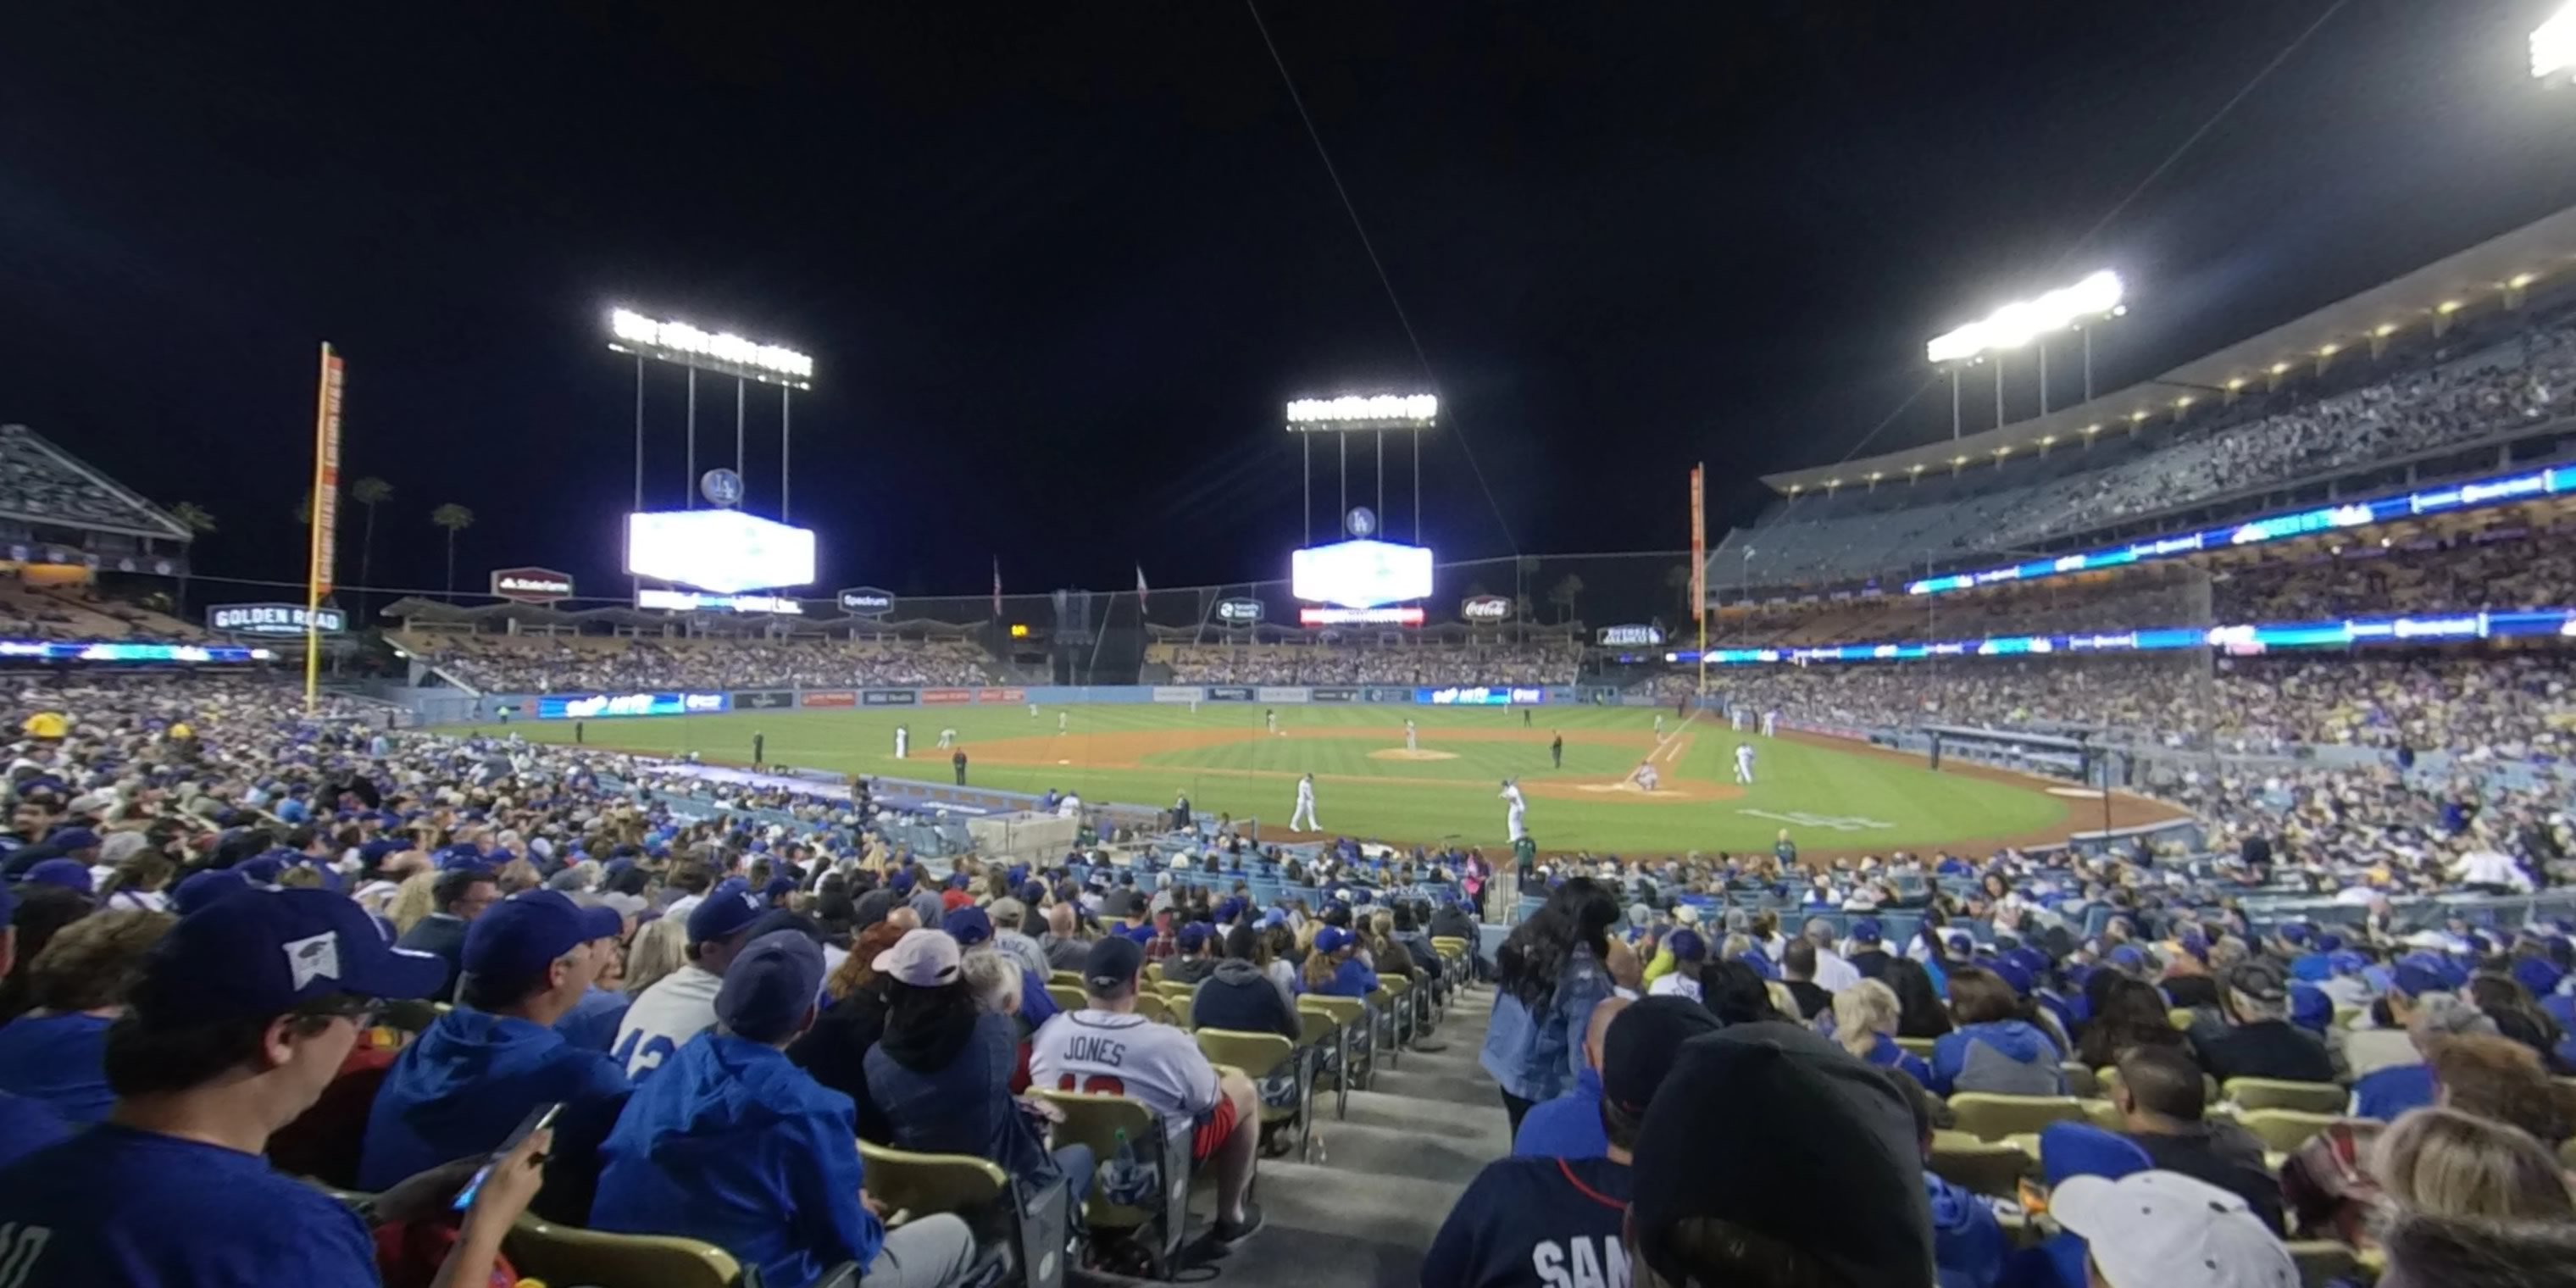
[1421,686,1546,706]
[1907,463,2576,597]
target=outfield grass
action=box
[456,703,2071,855]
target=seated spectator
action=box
[1930,965,2065,1096]
[2107,1046,2285,1234]
[1702,959,1790,1027]
[1162,921,1219,985]
[865,929,1089,1209]
[787,921,906,1144]
[2048,1170,2297,1288]
[2338,958,2451,1080]
[613,877,764,1080]
[1030,936,1263,1244]
[1038,902,1093,972]
[395,865,497,1003]
[1512,997,1628,1160]
[2376,1211,2576,1288]
[1628,1022,1932,1285]
[2196,961,2334,1085]
[2428,1033,2572,1146]
[1799,917,1862,991]
[2372,1105,2576,1223]
[1887,1069,2007,1288]
[1648,929,1708,1002]
[1777,938,1831,1019]
[1883,955,1955,1039]
[941,905,1057,1031]
[1426,998,1716,1288]
[0,908,171,1124]
[985,897,1050,982]
[2076,974,2191,1072]
[591,930,975,1288]
[0,884,68,1166]
[358,890,630,1191]
[2465,972,2571,1074]
[2352,995,2496,1122]
[1833,978,1934,1087]
[1299,925,1380,998]
[0,888,539,1286]
[1192,923,1299,1041]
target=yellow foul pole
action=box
[304,343,344,715]
[1690,463,1707,701]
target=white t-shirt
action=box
[1811,947,1863,994]
[613,963,724,1080]
[1648,974,1702,1002]
[1030,1009,1220,1142]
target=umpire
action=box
[952,747,969,786]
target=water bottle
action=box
[1101,1126,1156,1208]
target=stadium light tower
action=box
[1925,269,2126,437]
[2537,2,2576,80]
[1284,393,1438,547]
[607,308,814,522]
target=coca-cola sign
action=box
[1461,595,1513,623]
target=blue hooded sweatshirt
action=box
[1925,1171,2007,1288]
[1929,1019,2064,1097]
[1510,1064,1609,1160]
[358,1009,630,1191]
[591,1034,883,1288]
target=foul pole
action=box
[305,343,345,714]
[1690,464,1707,702]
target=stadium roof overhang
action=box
[1759,203,2576,496]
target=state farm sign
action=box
[491,567,575,605]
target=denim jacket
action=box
[1479,945,1612,1102]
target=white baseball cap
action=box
[2050,1171,2296,1288]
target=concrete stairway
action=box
[1094,983,1507,1287]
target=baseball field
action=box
[459,702,2191,856]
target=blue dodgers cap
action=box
[2327,951,2369,976]
[174,869,255,917]
[2107,945,2146,972]
[2276,922,2312,948]
[1849,918,1883,947]
[2392,955,2451,998]
[1175,922,1213,952]
[890,869,916,893]
[686,879,766,945]
[714,930,826,1044]
[1315,925,1354,954]
[2288,983,2333,1033]
[463,890,622,994]
[943,905,994,947]
[48,828,99,853]
[761,875,797,903]
[1990,960,2035,997]
[437,846,494,874]
[23,858,92,894]
[132,886,447,1021]
[1667,928,1707,963]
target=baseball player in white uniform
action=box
[1761,708,1779,737]
[1404,719,1418,752]
[1501,778,1528,842]
[1058,711,1069,735]
[1265,708,1280,736]
[1735,741,1757,785]
[1732,707,1748,731]
[1290,773,1319,830]
[893,725,909,759]
[1029,702,1040,719]
[936,728,957,749]
[1653,713,1663,736]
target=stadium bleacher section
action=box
[1155,639,1579,686]
[397,632,997,693]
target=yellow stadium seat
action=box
[1896,1036,1937,1061]
[1196,1029,1309,1160]
[2061,1063,2098,1099]
[1299,995,1372,1108]
[1030,1088,1191,1276]
[2080,1098,2122,1131]
[857,1141,1008,1220]
[1928,1140,2031,1198]
[2238,1109,2343,1156]
[1046,984,1086,1013]
[1948,1094,2086,1143]
[2168,1008,2196,1031]
[1133,991,1184,1029]
[503,1215,744,1288]
[1050,970,1084,988]
[1142,963,1163,985]
[2225,1078,2347,1115]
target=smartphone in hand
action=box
[452,1102,564,1212]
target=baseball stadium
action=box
[12,8,2576,1288]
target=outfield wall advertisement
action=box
[538,691,728,719]
[490,682,1591,719]
[1151,686,1202,703]
[1256,686,1309,705]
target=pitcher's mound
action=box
[1369,748,1459,761]
[1527,777,1740,805]
[1574,780,1659,795]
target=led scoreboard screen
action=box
[625,510,816,596]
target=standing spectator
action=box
[1481,878,1617,1135]
[591,930,977,1288]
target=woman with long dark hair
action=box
[1480,877,1618,1134]
[863,930,1089,1201]
[2078,974,2191,1071]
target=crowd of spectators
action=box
[1726,316,2576,587]
[1161,640,1579,686]
[413,634,995,693]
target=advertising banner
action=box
[920,688,973,704]
[1151,686,1203,703]
[1690,464,1707,615]
[800,690,858,708]
[1460,594,1513,624]
[1214,597,1264,625]
[836,586,896,616]
[1208,686,1256,702]
[1255,686,1310,704]
[491,568,576,604]
[863,690,919,707]
[977,687,1026,703]
[209,603,347,636]
[1309,686,1357,702]
[1419,686,1546,707]
[733,690,794,710]
[539,691,728,719]
[1598,624,1666,647]
[1363,686,1417,703]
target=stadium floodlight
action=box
[1925,270,2126,364]
[1284,393,1439,430]
[2537,2,2576,80]
[608,308,813,388]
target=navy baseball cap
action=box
[174,869,255,916]
[131,886,447,1021]
[48,828,99,854]
[1176,922,1213,952]
[1083,935,1145,993]
[943,905,994,946]
[463,891,621,994]
[761,874,797,903]
[1849,918,1883,947]
[715,930,826,1044]
[1666,928,1707,963]
[687,878,765,945]
[24,858,92,894]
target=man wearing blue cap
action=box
[593,930,977,1288]
[613,877,766,1079]
[395,862,500,1002]
[0,888,546,1286]
[0,881,70,1167]
[358,890,632,1190]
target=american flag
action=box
[1136,565,1148,604]
[991,558,1002,615]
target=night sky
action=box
[3,2,2574,606]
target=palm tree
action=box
[168,502,217,619]
[1547,573,1585,625]
[351,477,392,620]
[430,503,475,598]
